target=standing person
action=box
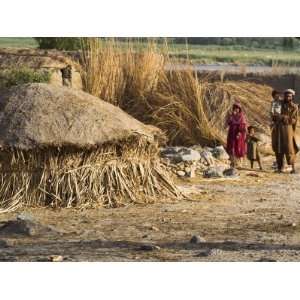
[272,89,299,173]
[226,102,248,168]
[270,90,283,170]
[246,126,263,170]
[61,65,72,87]
[270,90,282,119]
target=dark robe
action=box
[272,101,298,165]
[247,135,261,161]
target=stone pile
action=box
[160,145,233,178]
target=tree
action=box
[282,37,295,49]
[34,38,81,50]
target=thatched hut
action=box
[0,83,179,212]
[0,48,82,89]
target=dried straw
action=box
[0,137,180,213]
[79,38,273,147]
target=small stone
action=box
[289,222,297,227]
[17,213,34,221]
[142,234,148,238]
[181,149,201,162]
[140,244,161,251]
[212,146,229,161]
[176,170,186,177]
[246,172,260,177]
[151,226,160,232]
[256,257,277,262]
[258,198,267,202]
[0,218,59,237]
[223,167,239,177]
[210,249,221,256]
[0,239,9,248]
[181,210,187,213]
[278,214,284,220]
[200,150,215,166]
[49,255,64,262]
[203,166,225,178]
[190,235,206,244]
[195,248,212,257]
[184,167,191,173]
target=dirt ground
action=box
[1,155,300,262]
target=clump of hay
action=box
[198,80,273,144]
[78,38,273,147]
[0,83,180,213]
[148,71,273,146]
[79,37,166,115]
[150,69,215,146]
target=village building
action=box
[0,48,83,90]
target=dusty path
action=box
[1,157,300,262]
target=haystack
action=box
[0,83,179,213]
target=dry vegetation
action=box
[0,139,179,213]
[0,83,180,213]
[79,38,273,146]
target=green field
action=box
[0,37,38,48]
[167,44,300,66]
[1,37,300,66]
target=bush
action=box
[34,37,81,50]
[0,68,51,89]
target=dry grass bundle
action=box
[0,137,179,213]
[201,81,273,143]
[79,38,166,114]
[79,38,273,147]
[150,69,217,146]
[80,38,125,106]
[148,77,272,146]
[0,83,181,213]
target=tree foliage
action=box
[34,38,81,50]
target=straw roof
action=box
[0,83,163,150]
[0,48,78,70]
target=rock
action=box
[256,257,277,262]
[184,167,191,173]
[0,218,60,237]
[140,244,161,251]
[200,150,215,166]
[289,222,297,227]
[184,165,197,178]
[180,149,201,162]
[17,213,34,222]
[160,146,181,156]
[246,172,260,177]
[191,145,203,153]
[195,248,212,257]
[49,255,64,262]
[177,170,186,177]
[151,226,160,232]
[142,234,148,238]
[203,166,225,178]
[212,146,229,161]
[161,147,200,163]
[190,235,206,244]
[0,239,9,248]
[223,167,239,177]
[210,249,222,256]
